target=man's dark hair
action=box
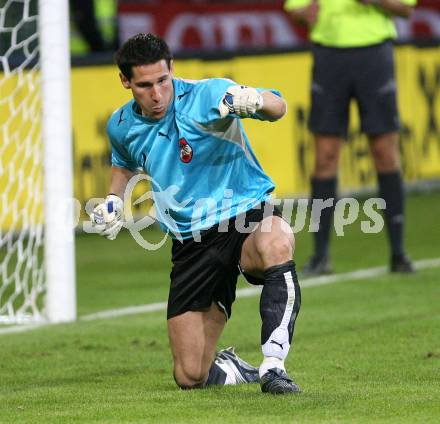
[115,33,173,80]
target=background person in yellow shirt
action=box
[285,0,417,276]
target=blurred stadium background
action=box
[0,1,439,422]
[70,0,440,201]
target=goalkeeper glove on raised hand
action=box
[90,194,124,240]
[218,85,264,118]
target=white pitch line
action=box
[80,301,168,321]
[1,257,439,336]
[0,323,48,335]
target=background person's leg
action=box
[369,132,414,272]
[353,42,412,272]
[303,135,342,276]
[306,45,351,276]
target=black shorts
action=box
[167,201,283,320]
[309,41,400,137]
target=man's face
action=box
[120,59,174,120]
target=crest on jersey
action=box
[179,138,193,163]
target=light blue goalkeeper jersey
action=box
[107,77,278,239]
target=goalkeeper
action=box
[91,33,301,395]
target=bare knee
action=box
[372,150,400,172]
[315,151,339,177]
[314,136,341,178]
[173,362,208,390]
[258,235,294,269]
[369,133,400,172]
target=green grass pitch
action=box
[1,191,439,423]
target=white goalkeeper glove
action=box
[90,194,124,240]
[218,85,264,118]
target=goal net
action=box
[0,0,76,325]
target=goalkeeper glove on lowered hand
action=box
[90,194,124,240]
[218,85,264,118]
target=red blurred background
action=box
[117,0,440,54]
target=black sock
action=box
[260,261,301,359]
[204,361,227,386]
[311,177,337,258]
[377,171,405,257]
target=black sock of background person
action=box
[260,261,301,349]
[378,171,405,257]
[311,177,337,258]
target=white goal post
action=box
[0,0,76,324]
